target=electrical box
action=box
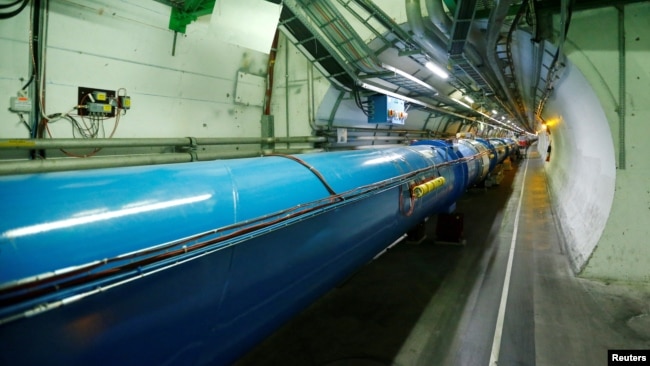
[337,128,348,143]
[78,86,116,117]
[87,103,113,114]
[10,95,32,113]
[118,96,131,110]
[92,91,108,102]
[367,95,407,125]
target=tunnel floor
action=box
[234,151,650,366]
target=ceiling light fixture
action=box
[382,63,437,94]
[464,95,475,104]
[425,62,449,79]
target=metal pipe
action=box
[0,153,196,175]
[424,0,484,68]
[345,136,407,141]
[326,126,434,135]
[307,61,313,129]
[0,136,326,150]
[425,0,453,38]
[0,138,191,149]
[307,62,321,132]
[617,4,626,169]
[0,151,241,176]
[530,40,544,120]
[197,136,326,145]
[285,35,291,149]
[274,148,325,155]
[534,0,573,121]
[0,146,328,175]
[352,144,407,150]
[485,0,528,125]
[405,0,449,65]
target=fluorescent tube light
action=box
[382,63,437,93]
[425,62,449,79]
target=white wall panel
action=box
[0,9,32,139]
[536,2,650,282]
[580,3,650,282]
[0,0,272,146]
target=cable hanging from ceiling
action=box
[0,0,29,19]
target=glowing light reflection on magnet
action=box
[2,194,212,239]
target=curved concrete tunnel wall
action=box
[538,61,616,274]
[535,2,650,282]
[574,3,650,282]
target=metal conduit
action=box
[617,4,626,169]
[344,136,407,141]
[426,0,453,38]
[426,0,505,96]
[350,0,417,46]
[0,148,326,176]
[530,40,544,121]
[485,0,528,125]
[405,0,449,65]
[0,136,326,150]
[404,0,501,112]
[325,127,436,136]
[298,0,384,74]
[504,1,532,130]
[534,0,573,119]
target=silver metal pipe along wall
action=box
[485,0,528,125]
[425,0,453,38]
[0,136,326,150]
[423,0,484,69]
[405,0,448,65]
[617,4,626,169]
[0,148,326,175]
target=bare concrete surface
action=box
[529,149,650,366]
[234,152,650,366]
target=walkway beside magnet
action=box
[235,151,650,366]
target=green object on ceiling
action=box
[168,0,217,33]
[443,0,457,14]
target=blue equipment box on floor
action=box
[368,95,407,124]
